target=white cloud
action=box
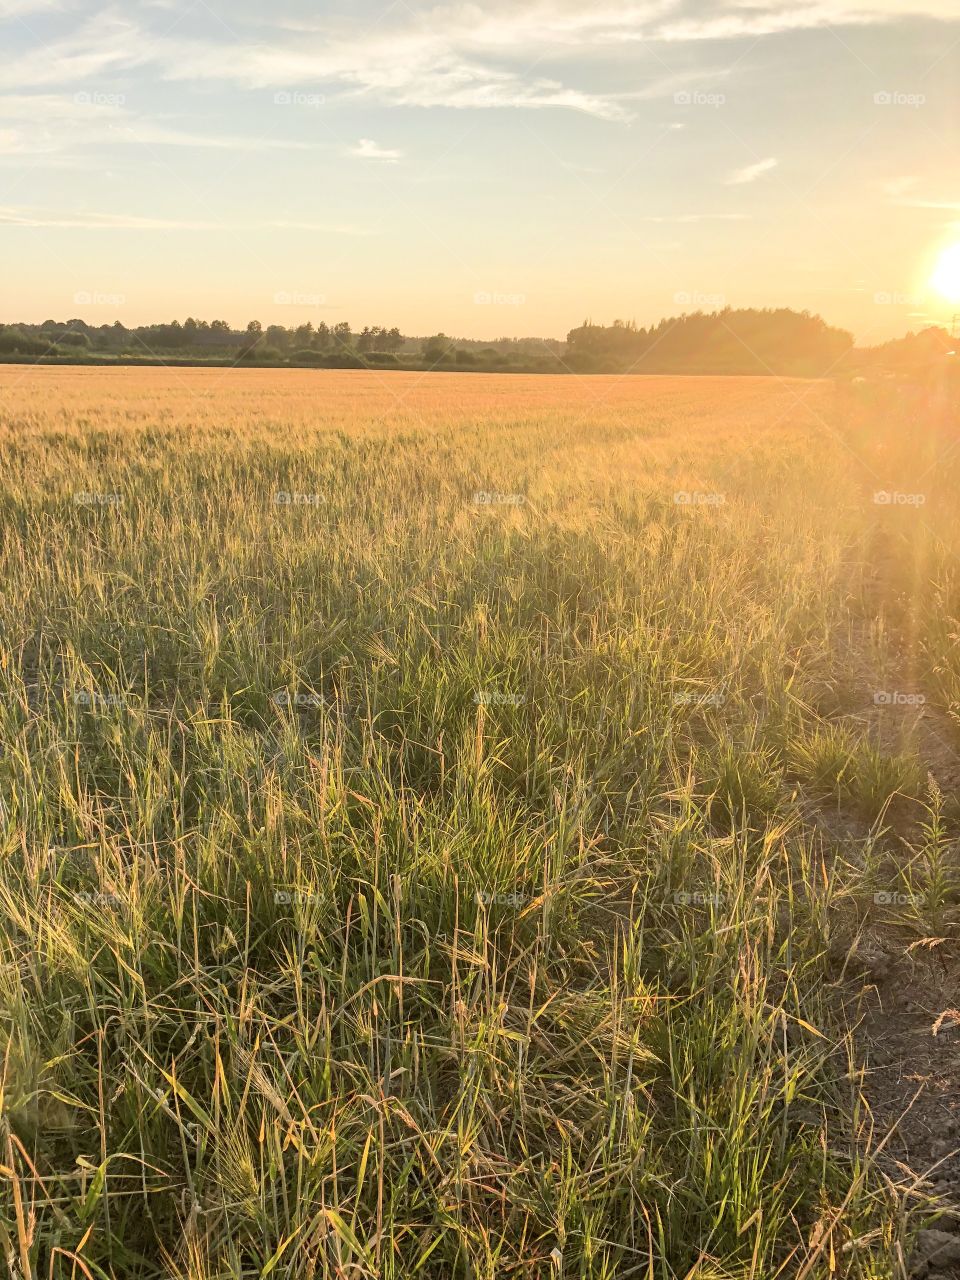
[148,25,634,120]
[0,92,121,119]
[244,0,960,48]
[105,122,316,150]
[350,138,403,161]
[0,93,319,156]
[0,204,373,232]
[613,0,960,41]
[0,0,68,15]
[643,212,750,222]
[0,0,955,139]
[895,198,960,211]
[113,0,956,126]
[883,175,919,197]
[0,15,148,90]
[725,157,778,185]
[0,206,226,228]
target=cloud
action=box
[0,206,227,228]
[350,138,403,162]
[895,199,960,211]
[0,0,67,15]
[0,204,373,233]
[119,0,957,125]
[0,93,319,156]
[248,0,960,47]
[151,26,634,120]
[0,14,149,90]
[0,0,956,139]
[725,157,778,185]
[105,122,316,151]
[635,0,960,40]
[643,212,750,222]
[0,6,640,120]
[883,175,919,197]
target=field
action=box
[1,365,959,1279]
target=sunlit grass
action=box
[0,367,957,1278]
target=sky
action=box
[1,0,959,342]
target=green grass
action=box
[0,367,958,1278]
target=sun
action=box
[930,243,960,304]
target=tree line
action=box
[565,309,855,375]
[0,308,950,375]
[0,317,565,370]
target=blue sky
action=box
[2,0,959,340]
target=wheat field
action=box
[0,366,958,1278]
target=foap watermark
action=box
[274,890,322,906]
[273,90,325,108]
[474,690,526,707]
[74,491,122,506]
[476,890,528,908]
[271,690,324,708]
[873,291,922,307]
[274,290,327,306]
[674,490,725,506]
[473,290,526,306]
[873,690,926,707]
[674,90,725,108]
[674,290,726,308]
[672,689,726,708]
[73,691,128,710]
[73,290,125,307]
[274,491,323,506]
[873,91,925,108]
[873,490,925,506]
[873,890,923,907]
[473,491,525,506]
[73,90,126,108]
[73,890,123,907]
[672,890,725,907]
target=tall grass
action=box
[0,367,957,1277]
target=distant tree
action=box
[265,325,290,352]
[0,326,48,354]
[861,325,954,371]
[422,333,453,363]
[565,307,852,375]
[238,320,264,360]
[358,325,403,354]
[58,331,91,349]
